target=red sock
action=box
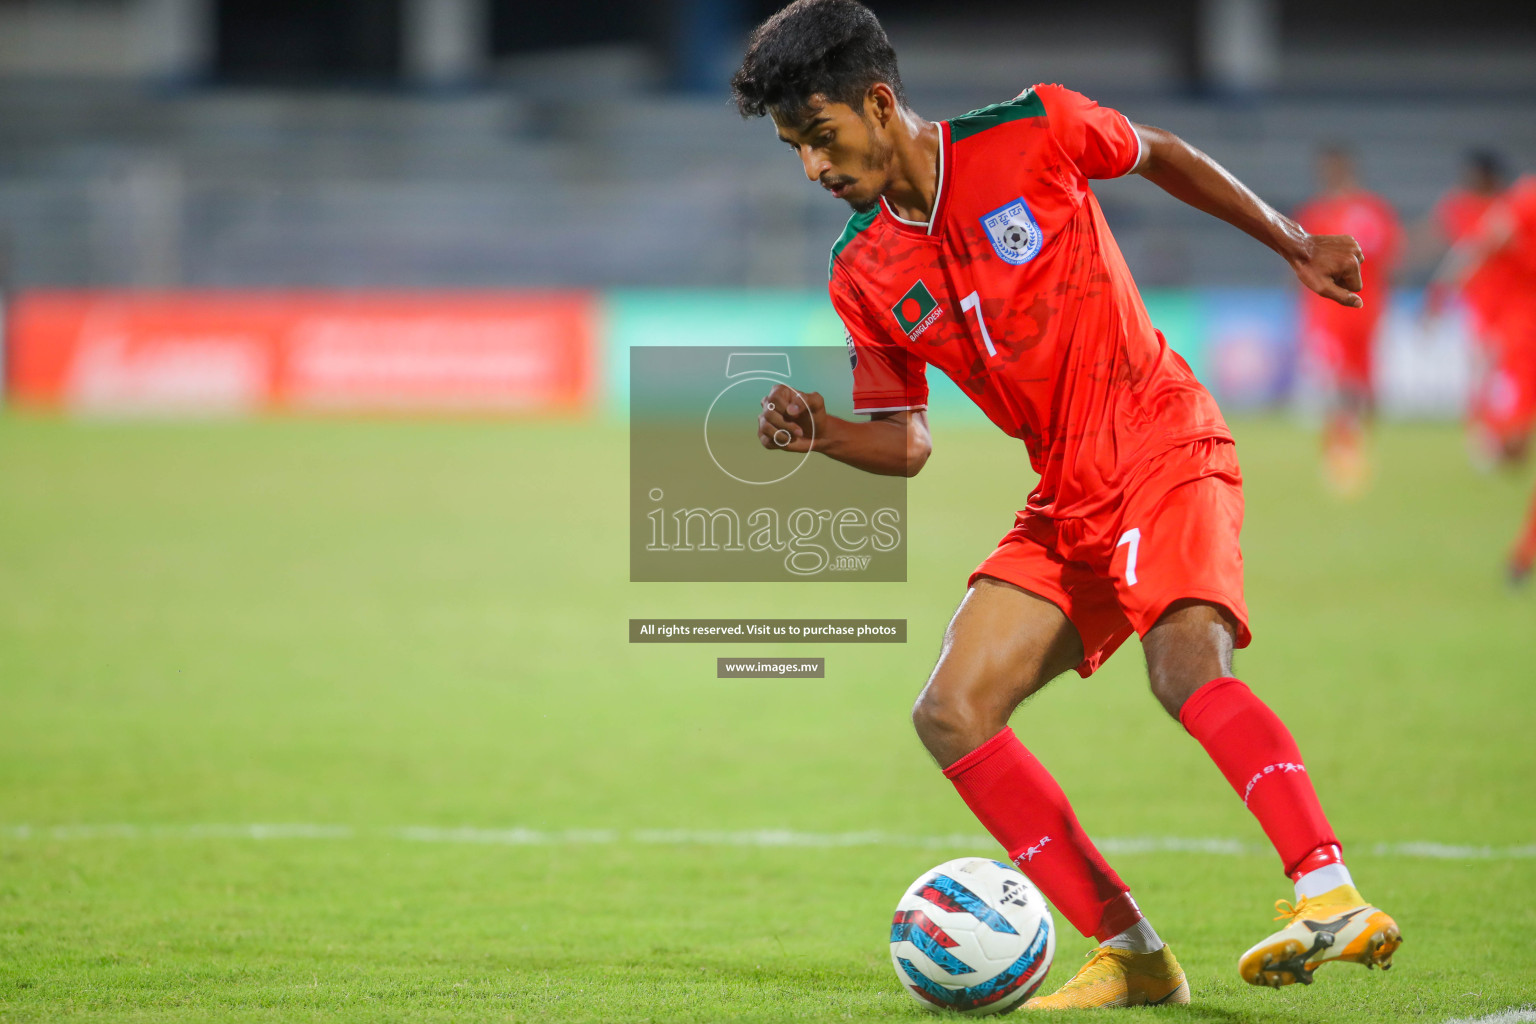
[943,728,1141,941]
[1179,677,1341,878]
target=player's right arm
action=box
[758,387,930,477]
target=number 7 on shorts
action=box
[1117,527,1141,586]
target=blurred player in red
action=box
[1433,152,1510,362]
[1434,172,1536,583]
[1431,152,1526,467]
[733,0,1400,1009]
[1295,147,1402,496]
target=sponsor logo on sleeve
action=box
[845,327,858,370]
[981,198,1044,265]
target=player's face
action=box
[772,97,893,213]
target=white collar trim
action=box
[880,122,945,234]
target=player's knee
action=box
[1147,669,1197,720]
[909,687,953,742]
[911,684,1004,759]
[1143,600,1236,718]
[1144,641,1227,719]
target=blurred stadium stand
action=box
[0,0,1533,291]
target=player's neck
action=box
[881,114,942,225]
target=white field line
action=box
[1,824,1534,860]
[1441,1009,1536,1024]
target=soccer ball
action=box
[889,857,1055,1015]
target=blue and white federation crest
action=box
[981,198,1044,265]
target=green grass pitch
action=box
[1,414,1533,1022]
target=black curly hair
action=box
[730,0,907,121]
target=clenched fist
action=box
[1292,233,1366,308]
[758,383,827,454]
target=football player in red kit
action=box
[1434,173,1536,583]
[1433,152,1511,357]
[1295,147,1402,496]
[1432,153,1529,466]
[732,0,1401,1009]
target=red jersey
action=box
[1294,189,1401,334]
[1488,176,1536,340]
[1436,187,1514,333]
[829,84,1228,520]
[1498,177,1536,283]
[1472,177,1536,438]
[1437,188,1496,243]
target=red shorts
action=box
[1474,363,1536,444]
[969,438,1250,677]
[1472,310,1536,444]
[1305,316,1378,391]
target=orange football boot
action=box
[1239,884,1401,987]
[1024,945,1190,1009]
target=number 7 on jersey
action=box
[960,291,997,357]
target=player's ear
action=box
[866,82,897,128]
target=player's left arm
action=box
[1129,124,1365,308]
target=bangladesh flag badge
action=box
[891,279,941,339]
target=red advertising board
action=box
[6,291,597,415]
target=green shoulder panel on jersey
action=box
[828,207,879,279]
[948,88,1047,144]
